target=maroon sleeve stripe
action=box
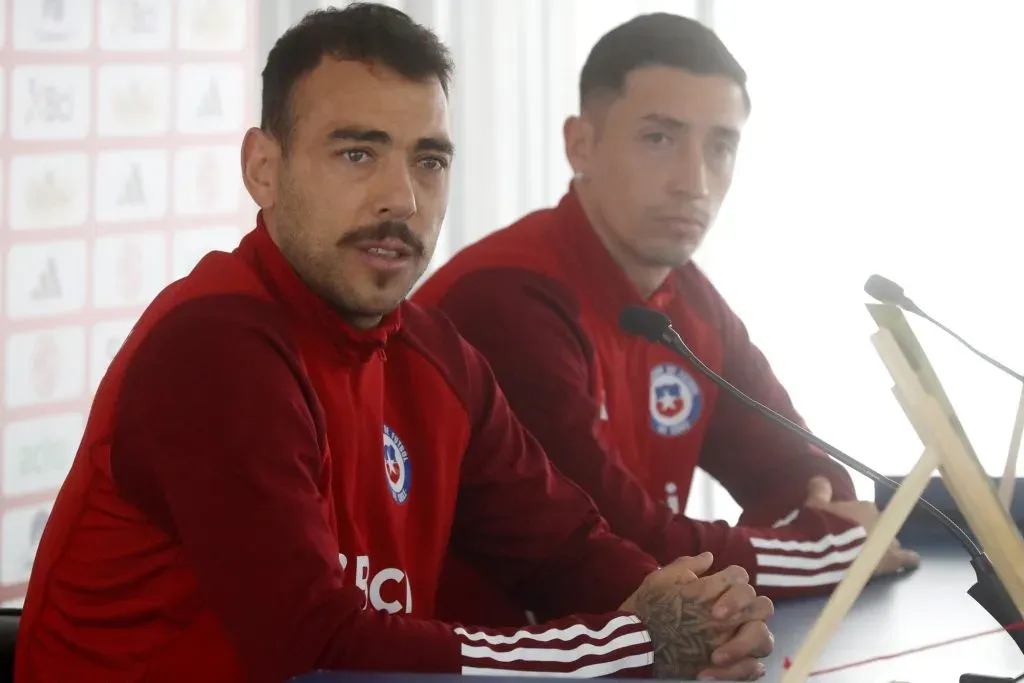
[455,614,653,676]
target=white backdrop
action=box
[703,0,1024,517]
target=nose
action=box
[670,139,710,199]
[373,158,417,221]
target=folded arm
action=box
[111,295,652,682]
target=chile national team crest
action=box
[383,426,411,504]
[649,363,703,437]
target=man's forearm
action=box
[317,609,655,677]
[662,509,867,600]
[737,450,858,530]
[454,613,653,677]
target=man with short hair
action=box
[16,5,773,683]
[415,13,920,623]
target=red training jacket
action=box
[16,216,659,683]
[415,188,867,615]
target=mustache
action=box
[339,220,425,257]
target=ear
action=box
[240,127,280,210]
[563,115,594,178]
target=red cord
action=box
[782,621,1024,677]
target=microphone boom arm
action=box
[653,326,983,557]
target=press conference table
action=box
[292,541,1024,683]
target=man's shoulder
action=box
[143,292,292,348]
[414,204,581,323]
[415,207,566,304]
[674,260,717,296]
[455,205,560,267]
[117,253,296,380]
[671,261,735,328]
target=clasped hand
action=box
[620,552,773,680]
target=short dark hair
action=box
[579,13,749,111]
[261,3,454,152]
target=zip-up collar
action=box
[551,186,679,323]
[238,212,401,364]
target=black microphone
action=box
[619,304,1024,658]
[865,274,1024,383]
[864,273,921,313]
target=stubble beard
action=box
[271,181,357,313]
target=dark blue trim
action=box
[875,476,1024,545]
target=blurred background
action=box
[0,0,1022,609]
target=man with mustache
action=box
[16,5,773,683]
[415,13,920,626]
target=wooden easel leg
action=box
[780,447,939,683]
[915,396,1024,611]
[873,329,1024,610]
[997,383,1024,510]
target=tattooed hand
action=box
[619,552,774,680]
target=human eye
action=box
[710,138,738,160]
[418,155,450,172]
[641,131,672,147]
[338,148,373,164]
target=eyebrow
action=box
[640,113,740,142]
[327,126,455,156]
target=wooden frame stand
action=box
[997,383,1024,509]
[781,304,1024,683]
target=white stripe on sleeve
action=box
[456,615,637,645]
[463,653,654,678]
[752,525,867,589]
[750,525,867,553]
[756,568,850,588]
[455,614,653,677]
[756,544,863,571]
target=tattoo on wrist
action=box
[634,583,718,679]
